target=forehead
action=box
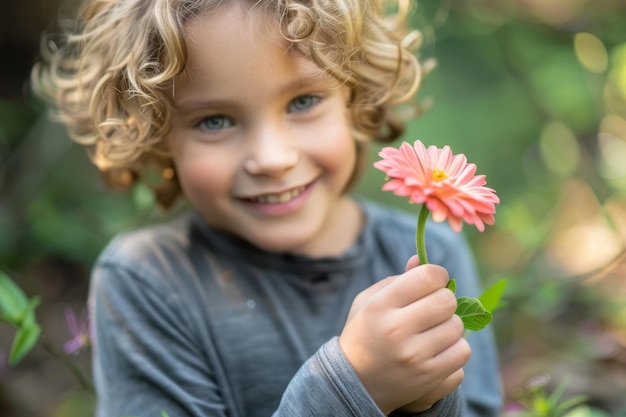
[183,4,289,72]
[174,3,335,100]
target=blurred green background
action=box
[1,0,626,416]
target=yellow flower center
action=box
[432,169,448,182]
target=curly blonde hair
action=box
[32,0,431,208]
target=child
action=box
[32,0,502,416]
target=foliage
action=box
[503,376,626,417]
[0,272,41,365]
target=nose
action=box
[243,122,299,177]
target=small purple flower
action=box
[63,307,91,355]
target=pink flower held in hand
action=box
[374,140,506,333]
[63,307,92,355]
[373,140,499,232]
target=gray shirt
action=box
[90,199,502,417]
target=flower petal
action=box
[374,139,499,232]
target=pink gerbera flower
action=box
[373,140,499,233]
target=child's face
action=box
[167,4,359,255]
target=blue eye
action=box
[200,115,233,131]
[288,95,320,113]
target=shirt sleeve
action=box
[276,338,463,417]
[91,261,233,417]
[274,337,384,416]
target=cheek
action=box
[173,153,229,201]
[313,118,356,180]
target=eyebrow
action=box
[174,69,335,112]
[175,97,234,113]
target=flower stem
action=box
[39,336,95,394]
[416,204,430,264]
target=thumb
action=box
[346,274,399,321]
[405,254,421,272]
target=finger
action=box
[422,368,465,405]
[399,369,466,414]
[432,333,472,372]
[348,274,400,318]
[414,314,466,360]
[399,334,469,412]
[403,289,459,335]
[378,264,450,308]
[354,255,425,312]
[405,255,420,271]
[423,370,464,406]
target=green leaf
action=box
[548,377,571,406]
[556,396,590,415]
[9,322,41,365]
[446,279,457,294]
[456,297,492,331]
[478,279,508,313]
[0,272,29,325]
[563,405,612,417]
[161,411,170,417]
[19,296,41,328]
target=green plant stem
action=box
[416,204,430,264]
[39,336,95,394]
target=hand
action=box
[339,258,470,415]
[394,255,467,413]
[394,256,467,413]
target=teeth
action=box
[250,186,306,204]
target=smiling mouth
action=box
[245,185,308,204]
